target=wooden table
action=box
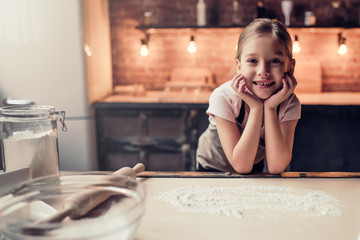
[135,171,360,240]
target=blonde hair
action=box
[235,18,293,60]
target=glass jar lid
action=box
[0,105,55,120]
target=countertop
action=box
[1,170,359,239]
[98,91,360,105]
[135,171,360,240]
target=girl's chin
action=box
[252,86,282,99]
[257,95,272,100]
[252,91,273,100]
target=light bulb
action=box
[338,43,347,55]
[188,36,197,53]
[292,35,301,53]
[337,33,347,56]
[140,39,148,57]
[84,45,92,56]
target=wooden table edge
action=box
[137,171,360,178]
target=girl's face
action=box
[236,35,295,99]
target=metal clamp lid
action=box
[56,111,67,132]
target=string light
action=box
[337,32,347,56]
[187,35,197,53]
[140,38,149,57]
[338,40,347,55]
[84,45,92,56]
[292,35,301,53]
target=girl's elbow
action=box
[267,163,289,174]
[267,155,291,174]
[233,165,253,174]
[267,167,285,175]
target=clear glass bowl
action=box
[0,173,146,240]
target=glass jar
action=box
[0,105,66,178]
[143,11,156,26]
[0,173,146,239]
[304,11,316,26]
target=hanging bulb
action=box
[140,39,149,57]
[338,38,347,56]
[188,35,197,53]
[337,32,347,56]
[292,35,301,53]
[84,45,92,56]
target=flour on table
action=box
[154,186,342,219]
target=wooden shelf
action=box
[136,25,246,30]
[136,25,360,30]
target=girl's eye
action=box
[270,58,281,64]
[247,59,258,64]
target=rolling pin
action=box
[41,163,145,223]
[113,163,145,178]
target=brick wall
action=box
[109,0,360,92]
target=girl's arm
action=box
[215,74,263,173]
[215,107,263,173]
[264,73,298,174]
[264,109,298,174]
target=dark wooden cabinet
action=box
[94,102,360,172]
[291,105,360,172]
[94,102,208,171]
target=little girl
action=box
[196,18,301,174]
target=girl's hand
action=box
[231,74,263,110]
[264,72,297,110]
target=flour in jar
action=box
[155,185,342,219]
[2,130,59,178]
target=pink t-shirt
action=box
[207,80,301,140]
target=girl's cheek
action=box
[239,67,249,75]
[245,81,253,90]
[241,74,252,87]
[275,79,284,91]
[272,69,286,79]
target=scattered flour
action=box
[155,185,342,219]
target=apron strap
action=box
[235,100,280,125]
[235,100,246,124]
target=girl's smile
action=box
[253,81,275,87]
[236,35,292,99]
